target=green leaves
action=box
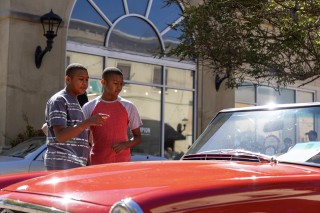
[165,0,320,88]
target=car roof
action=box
[219,102,320,113]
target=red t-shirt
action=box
[82,96,142,165]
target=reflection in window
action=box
[87,79,102,100]
[108,58,160,84]
[67,1,196,158]
[235,83,315,107]
[68,0,109,46]
[71,0,109,27]
[92,0,125,23]
[153,67,167,85]
[108,16,161,54]
[164,89,193,159]
[296,91,314,103]
[127,0,149,15]
[66,51,103,78]
[297,111,314,142]
[120,84,162,156]
[117,63,131,80]
[148,0,183,32]
[235,84,255,105]
[257,86,294,105]
[163,25,183,50]
[68,0,184,54]
[166,67,194,89]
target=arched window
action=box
[67,0,196,160]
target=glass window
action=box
[127,0,149,15]
[108,16,161,54]
[70,0,109,27]
[67,0,196,159]
[257,86,294,105]
[297,111,315,142]
[66,51,103,78]
[153,67,168,85]
[120,84,162,156]
[149,0,183,32]
[164,89,193,159]
[166,67,194,89]
[235,84,255,105]
[235,103,255,108]
[68,0,109,46]
[92,0,125,22]
[163,25,183,50]
[116,63,131,81]
[87,79,102,100]
[108,58,161,84]
[296,90,314,103]
[236,82,315,107]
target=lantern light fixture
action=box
[35,9,62,68]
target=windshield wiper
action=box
[183,149,277,163]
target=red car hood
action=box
[2,161,320,207]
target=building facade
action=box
[0,0,318,158]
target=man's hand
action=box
[112,142,129,153]
[89,113,109,126]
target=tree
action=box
[165,0,320,89]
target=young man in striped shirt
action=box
[45,63,109,170]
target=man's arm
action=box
[112,127,142,153]
[53,114,109,142]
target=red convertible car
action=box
[2,102,320,212]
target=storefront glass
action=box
[164,89,193,159]
[235,83,315,107]
[67,0,196,159]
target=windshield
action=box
[1,137,45,158]
[185,104,320,166]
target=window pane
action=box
[235,84,255,104]
[127,0,148,15]
[164,89,193,160]
[68,0,109,46]
[116,63,131,81]
[120,84,162,156]
[257,86,294,105]
[297,111,315,142]
[66,51,103,78]
[296,91,314,103]
[92,0,125,23]
[108,17,161,54]
[87,79,102,100]
[108,58,161,84]
[149,0,183,32]
[235,103,255,108]
[166,67,194,89]
[163,25,183,50]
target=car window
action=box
[185,104,320,166]
[1,137,45,158]
[35,148,47,161]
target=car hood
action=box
[2,161,320,207]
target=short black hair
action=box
[66,63,87,77]
[102,67,123,80]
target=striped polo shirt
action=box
[44,89,90,170]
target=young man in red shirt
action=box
[82,67,142,165]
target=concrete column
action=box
[0,0,75,148]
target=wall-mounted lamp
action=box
[215,73,229,91]
[35,9,62,68]
[177,118,188,133]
